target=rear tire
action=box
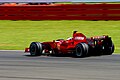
[75,43,89,57]
[102,42,114,55]
[29,42,43,56]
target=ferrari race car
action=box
[25,31,114,57]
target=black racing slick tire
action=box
[75,43,89,57]
[29,42,43,56]
[102,42,114,55]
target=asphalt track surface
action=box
[0,51,120,80]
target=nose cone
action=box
[25,48,30,52]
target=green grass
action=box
[0,20,120,53]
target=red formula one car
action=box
[25,31,114,57]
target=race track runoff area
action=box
[0,51,120,80]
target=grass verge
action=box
[0,20,120,53]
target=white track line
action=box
[0,50,24,52]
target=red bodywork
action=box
[42,33,87,54]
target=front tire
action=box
[29,42,43,56]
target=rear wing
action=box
[91,35,110,40]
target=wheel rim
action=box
[76,46,82,57]
[30,44,37,56]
